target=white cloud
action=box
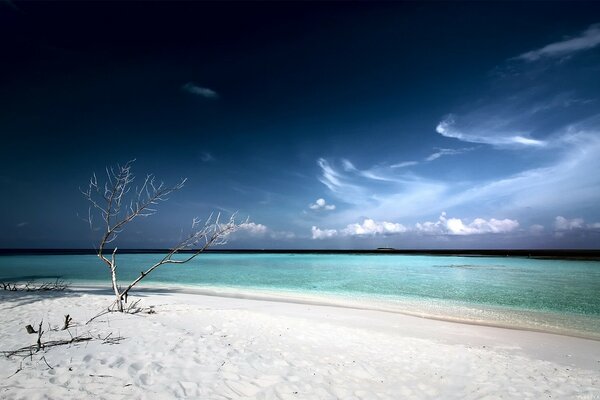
[552,216,600,237]
[554,216,585,231]
[311,226,338,239]
[554,216,595,231]
[317,158,345,192]
[16,222,28,228]
[436,115,546,148]
[238,222,268,235]
[270,231,296,240]
[415,213,519,236]
[517,24,600,62]
[529,224,545,235]
[182,82,219,98]
[309,198,336,211]
[390,161,419,169]
[311,219,406,239]
[311,214,519,239]
[341,219,407,236]
[390,148,471,170]
[424,147,473,162]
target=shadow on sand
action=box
[0,285,180,310]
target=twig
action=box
[36,321,44,351]
[2,335,93,358]
[40,356,54,370]
[62,314,73,330]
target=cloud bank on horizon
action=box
[307,23,600,246]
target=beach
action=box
[1,287,598,399]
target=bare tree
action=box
[82,160,240,312]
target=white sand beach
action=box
[0,287,599,400]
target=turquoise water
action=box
[1,253,599,338]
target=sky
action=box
[1,2,600,249]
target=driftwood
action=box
[3,314,126,378]
[2,331,124,359]
[4,316,125,361]
[62,314,73,330]
[85,299,144,325]
[1,279,69,292]
[3,334,91,359]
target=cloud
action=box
[529,224,545,235]
[390,161,419,169]
[317,129,600,230]
[269,231,296,240]
[16,222,28,228]
[199,152,215,162]
[311,218,406,239]
[552,216,600,238]
[181,82,219,98]
[311,226,338,239]
[311,213,519,239]
[517,24,600,62]
[435,24,600,151]
[390,148,472,170]
[436,115,546,148]
[554,216,585,231]
[553,216,600,232]
[415,213,519,235]
[341,219,407,236]
[424,147,474,162]
[316,158,370,202]
[309,198,336,211]
[238,222,268,236]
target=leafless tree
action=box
[82,160,240,312]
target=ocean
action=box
[1,253,599,339]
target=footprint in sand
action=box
[139,373,153,385]
[128,362,145,378]
[109,356,126,368]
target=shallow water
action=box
[1,253,599,338]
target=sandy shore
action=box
[0,287,598,399]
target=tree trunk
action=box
[110,263,123,312]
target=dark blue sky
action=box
[1,2,600,249]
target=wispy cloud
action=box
[199,151,215,162]
[316,158,370,201]
[16,221,28,228]
[309,198,336,211]
[436,115,547,148]
[181,82,219,98]
[311,23,600,243]
[517,23,600,62]
[390,161,419,169]
[424,147,474,162]
[436,24,600,150]
[391,147,472,169]
[317,127,600,228]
